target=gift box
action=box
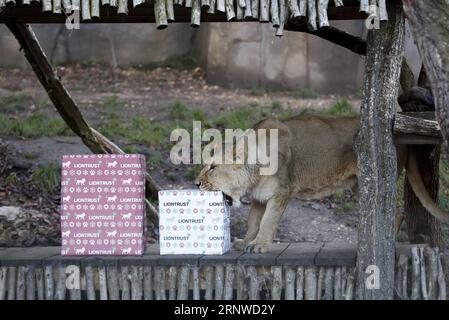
[158,190,231,255]
[60,154,146,256]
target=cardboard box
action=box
[158,190,231,255]
[60,154,146,256]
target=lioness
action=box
[195,113,449,253]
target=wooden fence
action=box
[0,243,447,300]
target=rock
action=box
[0,206,22,221]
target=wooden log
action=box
[192,267,200,300]
[143,266,153,300]
[419,247,429,300]
[121,266,131,300]
[271,266,282,300]
[72,0,80,10]
[98,266,108,300]
[118,0,128,14]
[107,266,120,300]
[16,266,25,300]
[399,254,409,300]
[395,254,404,299]
[323,267,334,300]
[275,0,286,36]
[244,0,252,19]
[316,267,325,300]
[359,0,368,13]
[394,113,441,138]
[7,267,16,300]
[133,0,144,7]
[340,267,347,298]
[131,266,143,300]
[207,0,215,13]
[85,265,96,300]
[52,0,62,13]
[185,0,191,7]
[304,267,317,300]
[166,0,175,21]
[101,0,109,5]
[204,266,213,300]
[236,265,248,300]
[223,264,235,300]
[333,267,342,300]
[247,266,259,300]
[236,0,243,20]
[270,0,280,27]
[260,0,269,22]
[177,266,189,300]
[54,265,66,300]
[318,0,329,28]
[158,267,166,300]
[153,267,161,300]
[0,267,6,300]
[225,0,235,21]
[411,247,421,300]
[216,0,224,12]
[168,266,177,300]
[307,0,317,30]
[298,0,306,16]
[42,0,52,11]
[378,0,387,21]
[437,251,447,300]
[154,0,168,29]
[296,266,304,300]
[44,266,54,300]
[26,266,35,300]
[201,0,210,8]
[333,0,342,6]
[344,268,355,300]
[284,267,295,300]
[251,0,259,18]
[354,1,404,300]
[426,247,438,300]
[109,0,117,7]
[81,0,91,20]
[61,0,70,12]
[90,0,100,17]
[287,0,301,20]
[214,265,225,300]
[191,0,201,27]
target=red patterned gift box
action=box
[60,154,146,256]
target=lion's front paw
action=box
[233,239,246,251]
[244,240,271,253]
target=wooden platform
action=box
[0,243,447,300]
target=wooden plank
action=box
[0,267,6,300]
[238,243,290,266]
[394,113,441,137]
[276,242,323,266]
[7,266,16,300]
[35,268,44,300]
[0,247,60,266]
[315,243,357,266]
[199,250,244,266]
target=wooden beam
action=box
[394,112,441,138]
[355,1,405,300]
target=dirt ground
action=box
[0,64,363,247]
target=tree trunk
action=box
[355,1,405,300]
[402,0,449,150]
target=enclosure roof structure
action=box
[0,0,378,35]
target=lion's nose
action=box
[195,181,201,187]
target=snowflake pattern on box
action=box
[158,190,231,255]
[60,154,146,256]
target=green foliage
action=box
[325,99,358,117]
[0,113,71,138]
[293,87,319,99]
[32,163,61,194]
[102,95,121,111]
[0,93,33,113]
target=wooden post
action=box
[355,1,405,300]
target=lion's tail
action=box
[406,149,449,224]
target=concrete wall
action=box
[194,21,365,94]
[0,22,420,94]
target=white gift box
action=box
[158,190,231,255]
